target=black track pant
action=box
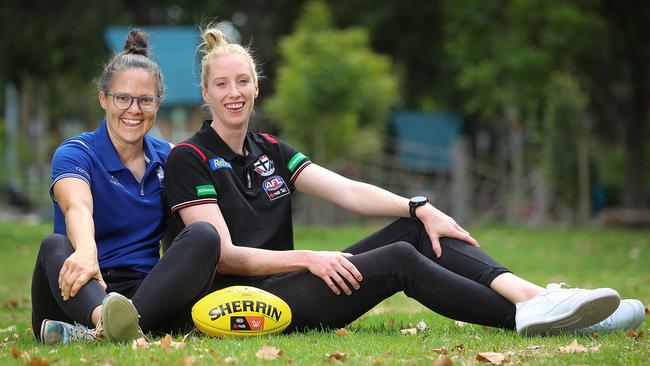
[31,222,220,337]
[215,218,517,332]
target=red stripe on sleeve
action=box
[173,143,207,161]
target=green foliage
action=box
[264,0,399,162]
[542,73,588,206]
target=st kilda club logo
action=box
[253,155,275,176]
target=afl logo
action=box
[263,176,284,190]
[262,175,290,201]
[253,155,275,176]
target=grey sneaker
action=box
[97,292,142,343]
[40,319,96,345]
[515,283,620,336]
[576,299,646,334]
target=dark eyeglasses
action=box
[106,92,161,112]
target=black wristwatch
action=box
[409,196,429,219]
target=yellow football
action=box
[191,286,292,337]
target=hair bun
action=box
[124,29,149,57]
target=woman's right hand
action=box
[305,251,363,295]
[58,248,107,301]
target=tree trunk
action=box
[624,60,647,208]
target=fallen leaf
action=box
[12,347,20,359]
[131,337,150,350]
[80,356,92,363]
[28,357,49,366]
[326,352,347,361]
[626,330,644,340]
[256,345,283,360]
[400,328,417,335]
[433,355,454,366]
[160,334,172,349]
[3,299,19,309]
[416,320,427,331]
[557,339,588,354]
[224,356,237,364]
[453,320,466,328]
[453,344,465,352]
[335,328,350,336]
[591,344,602,351]
[476,352,505,365]
[432,347,449,354]
[645,306,649,315]
[180,356,195,366]
[527,345,542,352]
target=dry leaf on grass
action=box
[158,334,185,349]
[416,320,427,331]
[28,357,49,366]
[326,351,347,361]
[476,352,506,365]
[12,347,20,359]
[453,320,467,328]
[180,356,195,366]
[400,328,417,335]
[335,328,350,336]
[131,337,150,350]
[645,306,649,315]
[432,347,449,354]
[433,355,454,366]
[256,345,283,360]
[527,345,542,352]
[557,339,588,354]
[453,344,465,352]
[224,356,238,364]
[626,330,645,341]
[3,299,19,309]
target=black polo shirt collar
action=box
[196,120,263,165]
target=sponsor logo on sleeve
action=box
[253,155,275,176]
[196,184,217,196]
[262,175,290,200]
[287,152,308,173]
[209,157,232,171]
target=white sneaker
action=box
[575,299,645,334]
[515,283,620,336]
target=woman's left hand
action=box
[417,204,480,258]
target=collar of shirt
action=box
[197,120,263,165]
[93,119,162,172]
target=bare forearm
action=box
[217,246,315,276]
[342,181,410,217]
[63,205,97,254]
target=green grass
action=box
[1,221,648,365]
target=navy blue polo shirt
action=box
[50,120,172,273]
[164,121,311,251]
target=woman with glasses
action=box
[31,29,221,345]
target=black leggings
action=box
[31,222,220,337]
[215,218,516,331]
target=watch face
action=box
[411,196,428,205]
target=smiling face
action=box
[99,67,159,149]
[202,53,259,130]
